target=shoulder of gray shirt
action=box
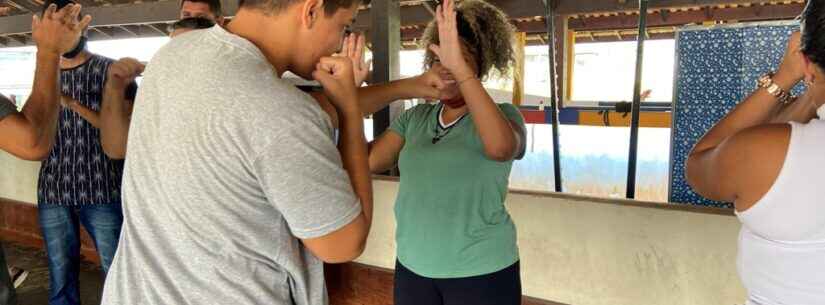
[145,28,334,154]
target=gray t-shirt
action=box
[0,95,17,121]
[101,26,362,305]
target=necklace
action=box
[432,104,468,144]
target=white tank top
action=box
[736,118,825,305]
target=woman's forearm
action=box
[460,79,519,161]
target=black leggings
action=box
[394,260,522,305]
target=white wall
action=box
[0,151,40,204]
[357,180,747,305]
[0,155,747,304]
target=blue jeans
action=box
[38,204,123,305]
[0,243,15,305]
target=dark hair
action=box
[239,0,369,16]
[42,0,87,38]
[42,0,77,14]
[421,0,515,80]
[168,17,216,32]
[801,1,825,70]
[181,0,223,17]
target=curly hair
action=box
[420,0,516,80]
[801,0,825,71]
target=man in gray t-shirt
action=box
[101,1,373,304]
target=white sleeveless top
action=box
[736,118,825,305]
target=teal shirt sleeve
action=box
[498,103,525,127]
[388,108,410,138]
[497,103,527,159]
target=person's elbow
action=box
[368,156,391,175]
[16,143,51,161]
[685,145,734,202]
[26,146,51,161]
[101,141,126,160]
[685,141,723,197]
[99,129,127,159]
[484,142,518,162]
[684,154,702,192]
[321,240,367,264]
[102,148,126,160]
[302,214,369,264]
[16,131,51,161]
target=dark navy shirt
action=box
[38,54,125,206]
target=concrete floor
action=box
[3,242,104,305]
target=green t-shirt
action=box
[388,102,526,278]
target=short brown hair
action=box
[239,0,369,16]
[181,0,223,17]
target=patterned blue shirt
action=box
[38,54,124,206]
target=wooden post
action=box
[371,0,402,138]
[512,32,526,106]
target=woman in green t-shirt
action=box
[368,1,527,304]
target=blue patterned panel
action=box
[670,23,800,208]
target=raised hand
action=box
[32,4,92,55]
[106,58,145,91]
[313,56,359,114]
[338,33,371,87]
[777,32,806,85]
[428,0,474,81]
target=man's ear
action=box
[300,0,324,29]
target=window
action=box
[569,39,675,105]
[400,50,425,78]
[509,124,671,202]
[86,37,169,62]
[520,46,553,106]
[0,50,36,108]
[635,127,671,202]
[558,125,630,198]
[0,37,169,102]
[509,124,557,191]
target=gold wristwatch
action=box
[757,73,793,105]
